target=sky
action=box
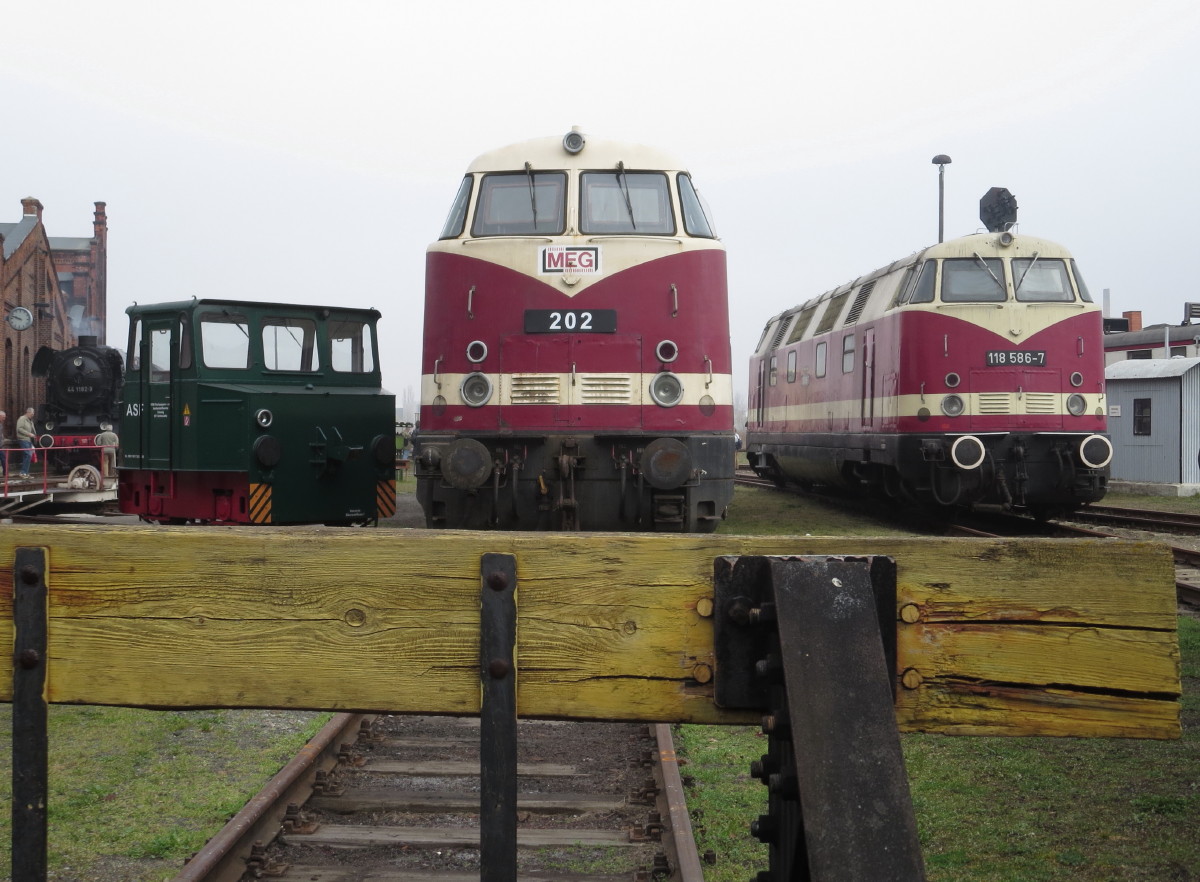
[4,0,1199,414]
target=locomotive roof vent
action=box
[563,127,586,155]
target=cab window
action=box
[199,311,251,369]
[941,258,1006,303]
[127,318,142,372]
[1014,258,1074,302]
[678,174,715,238]
[263,317,320,371]
[439,176,473,239]
[471,172,566,236]
[330,319,376,373]
[581,171,674,234]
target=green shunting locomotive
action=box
[118,299,396,525]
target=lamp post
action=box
[932,154,951,243]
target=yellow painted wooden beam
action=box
[0,525,1181,738]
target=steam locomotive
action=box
[31,336,124,481]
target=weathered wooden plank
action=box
[0,525,1181,738]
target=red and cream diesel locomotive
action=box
[414,129,735,531]
[746,199,1112,516]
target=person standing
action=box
[95,427,120,479]
[16,407,36,478]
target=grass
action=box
[0,707,328,880]
[682,483,1200,881]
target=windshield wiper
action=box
[972,252,1006,297]
[616,161,637,231]
[524,162,539,229]
[1014,252,1040,293]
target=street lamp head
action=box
[932,154,952,166]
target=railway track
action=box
[177,714,704,882]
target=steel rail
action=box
[172,713,366,882]
[653,723,705,882]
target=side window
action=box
[178,313,193,370]
[150,326,172,382]
[199,312,251,369]
[815,342,828,378]
[263,317,320,371]
[909,261,936,304]
[787,350,797,383]
[769,355,778,386]
[1133,398,1152,436]
[678,173,715,238]
[439,176,473,239]
[842,334,856,373]
[330,319,376,373]
[127,318,142,372]
[1069,259,1094,303]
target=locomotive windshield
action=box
[439,176,473,239]
[330,319,375,373]
[941,258,1006,303]
[678,173,716,238]
[1013,258,1074,302]
[263,317,320,371]
[200,311,251,369]
[580,171,674,234]
[471,171,566,236]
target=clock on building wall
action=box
[6,307,34,331]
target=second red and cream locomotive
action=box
[414,130,735,531]
[747,200,1111,516]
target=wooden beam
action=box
[0,525,1181,738]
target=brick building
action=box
[0,197,108,421]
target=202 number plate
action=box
[986,350,1046,366]
[524,309,616,333]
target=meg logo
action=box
[540,246,601,275]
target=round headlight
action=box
[1070,372,1084,388]
[945,373,961,388]
[255,408,273,428]
[563,129,586,154]
[1066,393,1087,416]
[940,394,965,417]
[460,372,493,407]
[656,340,679,363]
[649,372,684,407]
[466,340,488,364]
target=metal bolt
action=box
[18,649,40,669]
[487,571,509,592]
[901,668,924,690]
[695,596,714,618]
[20,565,39,585]
[900,603,921,624]
[488,658,510,679]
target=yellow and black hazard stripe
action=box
[249,483,273,524]
[377,478,397,519]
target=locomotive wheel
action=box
[67,464,103,491]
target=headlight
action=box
[466,340,488,364]
[253,435,283,468]
[460,372,493,407]
[255,408,273,428]
[940,394,965,417]
[1066,394,1087,416]
[649,372,684,407]
[656,340,679,363]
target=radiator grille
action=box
[580,375,634,404]
[1024,393,1057,414]
[977,393,1012,414]
[510,375,561,405]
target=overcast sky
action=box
[4,0,1198,408]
